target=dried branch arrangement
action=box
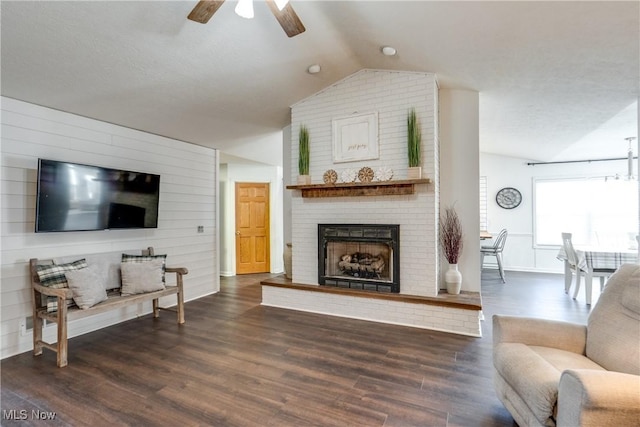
[439,206,464,264]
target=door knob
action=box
[236,231,241,235]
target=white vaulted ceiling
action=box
[1,1,638,166]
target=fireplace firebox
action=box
[318,224,400,293]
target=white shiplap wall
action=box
[290,70,440,297]
[1,97,219,359]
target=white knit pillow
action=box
[120,259,165,296]
[65,266,108,309]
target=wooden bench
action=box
[30,247,187,367]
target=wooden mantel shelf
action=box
[286,178,431,198]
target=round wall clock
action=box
[496,187,522,209]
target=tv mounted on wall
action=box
[35,158,160,233]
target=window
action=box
[480,176,488,231]
[534,177,638,247]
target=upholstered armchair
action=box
[493,263,640,427]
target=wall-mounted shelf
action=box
[286,178,431,198]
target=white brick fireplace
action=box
[262,70,482,337]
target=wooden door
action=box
[235,183,270,274]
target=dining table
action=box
[557,245,639,304]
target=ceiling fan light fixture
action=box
[235,0,254,19]
[274,0,290,11]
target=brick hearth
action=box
[261,277,483,337]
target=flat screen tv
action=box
[35,158,160,232]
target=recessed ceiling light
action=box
[307,64,321,74]
[381,46,397,56]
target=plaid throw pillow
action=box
[36,259,87,313]
[45,297,76,314]
[36,259,88,289]
[121,254,167,282]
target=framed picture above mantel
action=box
[332,112,379,163]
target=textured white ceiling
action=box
[1,1,638,166]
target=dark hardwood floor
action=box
[1,269,593,426]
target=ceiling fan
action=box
[187,0,306,38]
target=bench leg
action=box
[153,298,160,318]
[33,313,43,356]
[32,287,44,356]
[56,297,68,368]
[177,274,185,324]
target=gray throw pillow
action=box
[122,253,167,282]
[120,259,166,296]
[65,266,108,309]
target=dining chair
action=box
[481,228,508,283]
[561,232,582,294]
[562,232,613,304]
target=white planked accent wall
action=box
[289,70,440,296]
[0,97,219,359]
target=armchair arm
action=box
[493,315,587,354]
[557,369,640,427]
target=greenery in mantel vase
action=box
[298,125,310,176]
[407,108,421,168]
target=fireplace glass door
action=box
[318,224,399,293]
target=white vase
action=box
[407,166,422,180]
[297,175,311,185]
[445,263,462,295]
[283,243,292,279]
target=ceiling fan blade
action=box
[265,0,306,38]
[188,0,226,24]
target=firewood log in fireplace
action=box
[338,253,385,279]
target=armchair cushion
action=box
[587,264,640,375]
[494,340,605,426]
